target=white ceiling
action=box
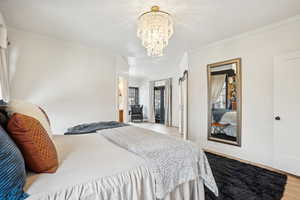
[1,0,300,79]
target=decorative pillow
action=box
[0,125,28,200]
[7,113,58,173]
[6,100,52,138]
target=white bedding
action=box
[220,111,237,137]
[220,111,237,125]
[100,126,218,198]
[25,134,205,200]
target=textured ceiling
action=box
[1,0,300,78]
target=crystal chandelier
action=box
[137,6,174,57]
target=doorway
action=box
[117,76,128,123]
[154,86,165,124]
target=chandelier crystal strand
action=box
[137,6,174,57]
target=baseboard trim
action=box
[204,149,300,179]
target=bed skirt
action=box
[163,177,205,200]
[26,134,205,200]
[27,166,204,200]
[27,166,154,200]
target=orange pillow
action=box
[7,113,58,173]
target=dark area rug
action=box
[204,152,287,200]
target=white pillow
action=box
[6,100,52,138]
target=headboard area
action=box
[0,110,8,127]
[0,100,8,126]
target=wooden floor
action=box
[283,176,300,200]
[129,122,182,138]
[131,123,300,200]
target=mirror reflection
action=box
[208,58,241,146]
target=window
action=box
[215,82,227,109]
[128,87,139,106]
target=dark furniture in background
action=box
[129,105,143,122]
[154,86,165,124]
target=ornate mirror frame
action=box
[207,58,242,146]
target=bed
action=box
[25,126,218,200]
[219,111,237,137]
[220,111,237,126]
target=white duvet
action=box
[220,111,237,137]
[220,111,237,125]
[25,133,205,200]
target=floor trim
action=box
[204,149,300,178]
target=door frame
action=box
[179,70,189,140]
[154,86,165,124]
[273,51,300,176]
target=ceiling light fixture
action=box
[137,6,174,57]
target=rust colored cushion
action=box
[7,113,58,173]
[6,100,52,138]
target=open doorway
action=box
[117,76,128,123]
[154,86,165,124]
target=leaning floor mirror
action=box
[207,58,242,146]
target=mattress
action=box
[25,134,205,200]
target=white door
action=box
[274,51,300,176]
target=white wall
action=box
[188,16,300,167]
[179,52,189,74]
[8,28,117,133]
[128,77,143,89]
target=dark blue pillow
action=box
[0,125,28,200]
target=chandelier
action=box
[137,6,174,57]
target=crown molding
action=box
[188,15,300,54]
